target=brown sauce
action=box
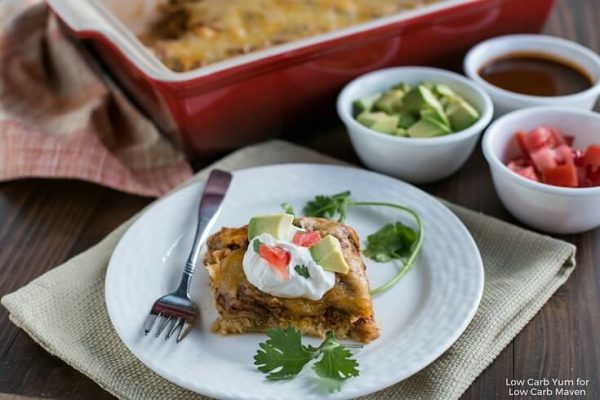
[478,52,593,96]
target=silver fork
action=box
[144,169,233,342]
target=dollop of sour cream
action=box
[243,229,335,301]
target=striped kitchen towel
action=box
[0,0,192,197]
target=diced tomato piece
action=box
[523,126,553,153]
[530,147,557,172]
[515,131,530,157]
[573,149,586,166]
[552,144,574,165]
[259,245,290,279]
[548,126,567,146]
[583,144,600,172]
[577,166,593,187]
[292,231,321,248]
[563,135,575,147]
[507,158,538,181]
[587,165,600,186]
[542,164,578,187]
[507,158,532,171]
[514,166,539,182]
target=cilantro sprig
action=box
[294,264,310,279]
[254,327,359,391]
[302,191,352,222]
[281,202,295,215]
[254,327,317,380]
[293,191,424,296]
[364,222,417,262]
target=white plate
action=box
[106,164,483,400]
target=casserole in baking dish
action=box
[47,0,555,156]
[142,0,440,72]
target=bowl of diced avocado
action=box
[354,82,480,137]
[337,67,493,183]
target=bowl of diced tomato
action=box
[482,106,600,233]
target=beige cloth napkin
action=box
[1,140,576,400]
[0,1,192,197]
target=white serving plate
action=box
[105,164,483,400]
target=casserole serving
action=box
[47,0,555,156]
[204,216,379,343]
[142,0,440,71]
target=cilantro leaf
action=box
[253,328,360,390]
[363,222,417,262]
[253,327,317,380]
[253,238,263,252]
[281,202,295,215]
[312,332,360,392]
[294,264,310,279]
[302,191,352,222]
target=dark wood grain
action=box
[510,1,600,399]
[1,0,599,399]
[0,180,148,400]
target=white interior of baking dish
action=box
[47,0,465,82]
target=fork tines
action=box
[144,311,194,343]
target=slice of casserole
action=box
[203,216,379,343]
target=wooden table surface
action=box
[1,1,599,399]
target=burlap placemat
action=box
[1,140,576,400]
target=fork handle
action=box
[177,170,233,294]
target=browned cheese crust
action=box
[142,0,440,72]
[203,217,379,343]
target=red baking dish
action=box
[47,0,555,157]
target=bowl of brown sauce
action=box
[464,34,600,116]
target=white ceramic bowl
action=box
[465,34,600,116]
[337,67,494,184]
[482,107,600,234]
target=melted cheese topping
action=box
[142,0,440,71]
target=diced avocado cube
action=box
[446,98,480,131]
[407,117,451,138]
[373,90,405,114]
[310,235,350,274]
[248,214,294,240]
[392,82,411,93]
[440,96,450,108]
[394,127,409,137]
[357,112,398,134]
[397,112,418,129]
[371,115,400,134]
[310,235,337,261]
[402,85,444,114]
[421,81,434,91]
[434,83,456,99]
[420,107,450,128]
[318,251,350,274]
[356,112,377,127]
[352,93,381,116]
